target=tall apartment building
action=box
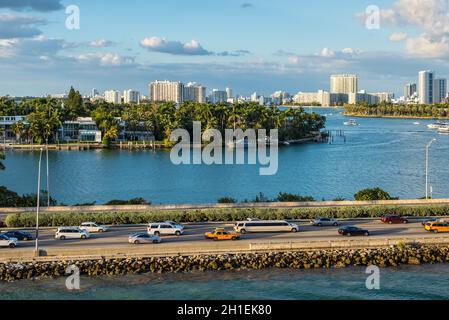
[149,81,184,103]
[433,78,447,103]
[403,83,417,98]
[419,70,434,104]
[209,89,227,104]
[293,90,331,106]
[226,87,233,99]
[123,89,140,104]
[104,90,121,104]
[183,82,206,103]
[330,74,358,94]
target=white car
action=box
[79,222,109,233]
[129,233,161,244]
[147,222,184,236]
[55,227,90,240]
[310,218,340,227]
[0,234,18,248]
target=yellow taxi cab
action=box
[425,222,449,233]
[204,228,240,241]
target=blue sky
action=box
[0,0,448,97]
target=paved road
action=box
[1,218,448,258]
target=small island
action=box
[344,102,449,119]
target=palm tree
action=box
[11,121,25,144]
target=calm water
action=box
[1,264,449,300]
[1,108,448,205]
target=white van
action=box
[234,220,299,234]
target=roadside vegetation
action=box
[5,205,449,228]
[344,102,449,119]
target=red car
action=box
[381,215,408,224]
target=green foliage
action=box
[345,102,449,119]
[276,192,315,202]
[217,197,237,204]
[6,204,449,228]
[105,198,150,205]
[0,151,4,171]
[0,186,57,207]
[354,187,398,201]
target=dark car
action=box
[3,231,33,241]
[338,226,369,237]
[381,215,408,224]
[421,218,442,226]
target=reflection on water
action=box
[1,108,448,205]
[1,264,449,300]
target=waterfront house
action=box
[0,116,28,143]
[58,117,102,143]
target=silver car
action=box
[310,217,340,227]
[129,233,161,245]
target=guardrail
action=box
[2,198,449,214]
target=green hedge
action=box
[4,205,449,228]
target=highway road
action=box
[1,218,448,259]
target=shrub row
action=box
[4,205,449,228]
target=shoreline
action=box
[343,113,449,120]
[1,244,447,282]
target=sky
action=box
[0,0,449,97]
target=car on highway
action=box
[164,220,185,230]
[55,227,90,240]
[421,218,444,226]
[234,220,299,234]
[381,215,408,224]
[2,230,33,241]
[0,234,18,248]
[310,217,340,227]
[129,233,161,244]
[424,222,449,233]
[338,226,370,237]
[205,228,240,241]
[147,222,184,236]
[79,222,109,233]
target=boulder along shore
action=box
[1,245,448,282]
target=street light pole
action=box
[35,148,43,256]
[426,138,437,199]
[46,139,50,207]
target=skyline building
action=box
[330,74,358,95]
[418,70,434,104]
[184,82,206,103]
[209,89,227,104]
[433,78,447,103]
[123,89,140,104]
[104,90,121,104]
[403,83,417,99]
[149,80,184,103]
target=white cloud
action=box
[89,39,113,48]
[76,52,135,66]
[0,12,45,39]
[389,32,408,42]
[140,37,211,56]
[319,47,335,57]
[0,0,63,12]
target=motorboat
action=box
[428,121,449,129]
[343,119,359,126]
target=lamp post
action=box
[35,148,43,256]
[426,138,437,199]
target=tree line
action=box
[1,87,326,147]
[345,102,449,118]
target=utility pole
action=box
[35,148,43,257]
[426,138,437,199]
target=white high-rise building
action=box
[209,89,227,104]
[104,90,121,104]
[123,89,140,104]
[403,83,417,98]
[250,92,259,102]
[419,70,434,104]
[184,82,206,103]
[149,81,184,103]
[433,78,447,103]
[226,87,233,99]
[91,88,99,98]
[330,74,358,94]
